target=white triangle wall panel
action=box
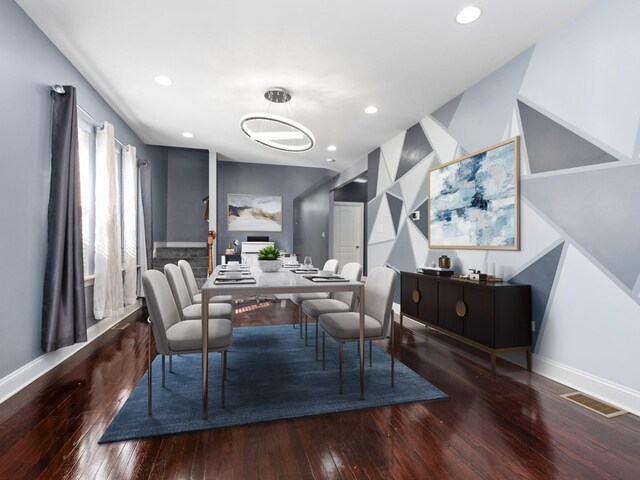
[487,200,563,280]
[368,239,395,270]
[380,130,405,182]
[368,194,396,245]
[376,150,393,194]
[399,153,433,213]
[421,116,459,164]
[407,221,429,267]
[537,245,640,391]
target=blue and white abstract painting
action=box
[428,139,519,249]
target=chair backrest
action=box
[142,270,181,355]
[334,262,363,309]
[323,258,339,274]
[178,259,199,298]
[364,267,397,336]
[164,263,194,320]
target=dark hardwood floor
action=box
[1,298,638,479]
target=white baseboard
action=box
[532,354,640,417]
[394,302,639,417]
[0,301,143,405]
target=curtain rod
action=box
[52,85,148,166]
[77,105,127,150]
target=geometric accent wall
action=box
[366,1,640,396]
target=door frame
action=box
[332,201,365,266]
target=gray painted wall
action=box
[293,178,334,267]
[334,182,367,202]
[150,146,169,242]
[216,160,332,255]
[166,149,209,242]
[0,1,165,379]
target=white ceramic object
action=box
[257,259,282,272]
[225,271,243,280]
[317,270,334,277]
[227,262,241,271]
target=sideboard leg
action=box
[526,348,532,372]
[399,313,403,329]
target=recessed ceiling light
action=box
[353,177,368,183]
[182,132,194,138]
[364,106,379,114]
[154,75,173,86]
[456,6,482,24]
[327,145,337,151]
[326,158,336,162]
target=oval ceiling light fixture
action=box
[364,106,379,114]
[456,6,482,24]
[327,145,337,151]
[154,75,173,86]
[240,88,315,153]
[326,158,336,162]
[182,132,194,138]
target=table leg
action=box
[202,289,210,420]
[359,284,365,400]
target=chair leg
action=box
[391,316,395,387]
[339,342,343,395]
[315,319,319,361]
[299,305,303,339]
[161,355,166,387]
[322,332,326,370]
[224,351,228,381]
[305,314,308,346]
[147,321,152,416]
[169,354,173,373]
[221,351,226,408]
[369,340,372,368]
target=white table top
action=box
[202,266,363,295]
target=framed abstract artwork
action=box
[428,137,520,250]
[227,194,283,232]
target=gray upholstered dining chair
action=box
[290,258,339,337]
[165,264,232,321]
[300,262,363,358]
[143,270,232,414]
[318,267,397,393]
[178,259,232,305]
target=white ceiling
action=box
[18,0,591,172]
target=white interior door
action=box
[333,202,364,267]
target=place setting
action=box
[214,263,256,284]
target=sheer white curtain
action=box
[136,173,148,297]
[94,122,124,319]
[122,145,138,305]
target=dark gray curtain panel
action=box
[42,85,87,352]
[139,160,153,268]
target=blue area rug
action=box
[100,324,446,443]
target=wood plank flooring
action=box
[0,298,639,479]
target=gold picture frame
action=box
[428,137,520,250]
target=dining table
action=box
[199,264,365,419]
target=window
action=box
[78,121,96,277]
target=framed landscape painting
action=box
[428,137,520,250]
[227,194,283,232]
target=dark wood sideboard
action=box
[400,272,532,375]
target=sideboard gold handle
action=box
[412,289,421,303]
[455,300,467,317]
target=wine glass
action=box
[303,256,312,271]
